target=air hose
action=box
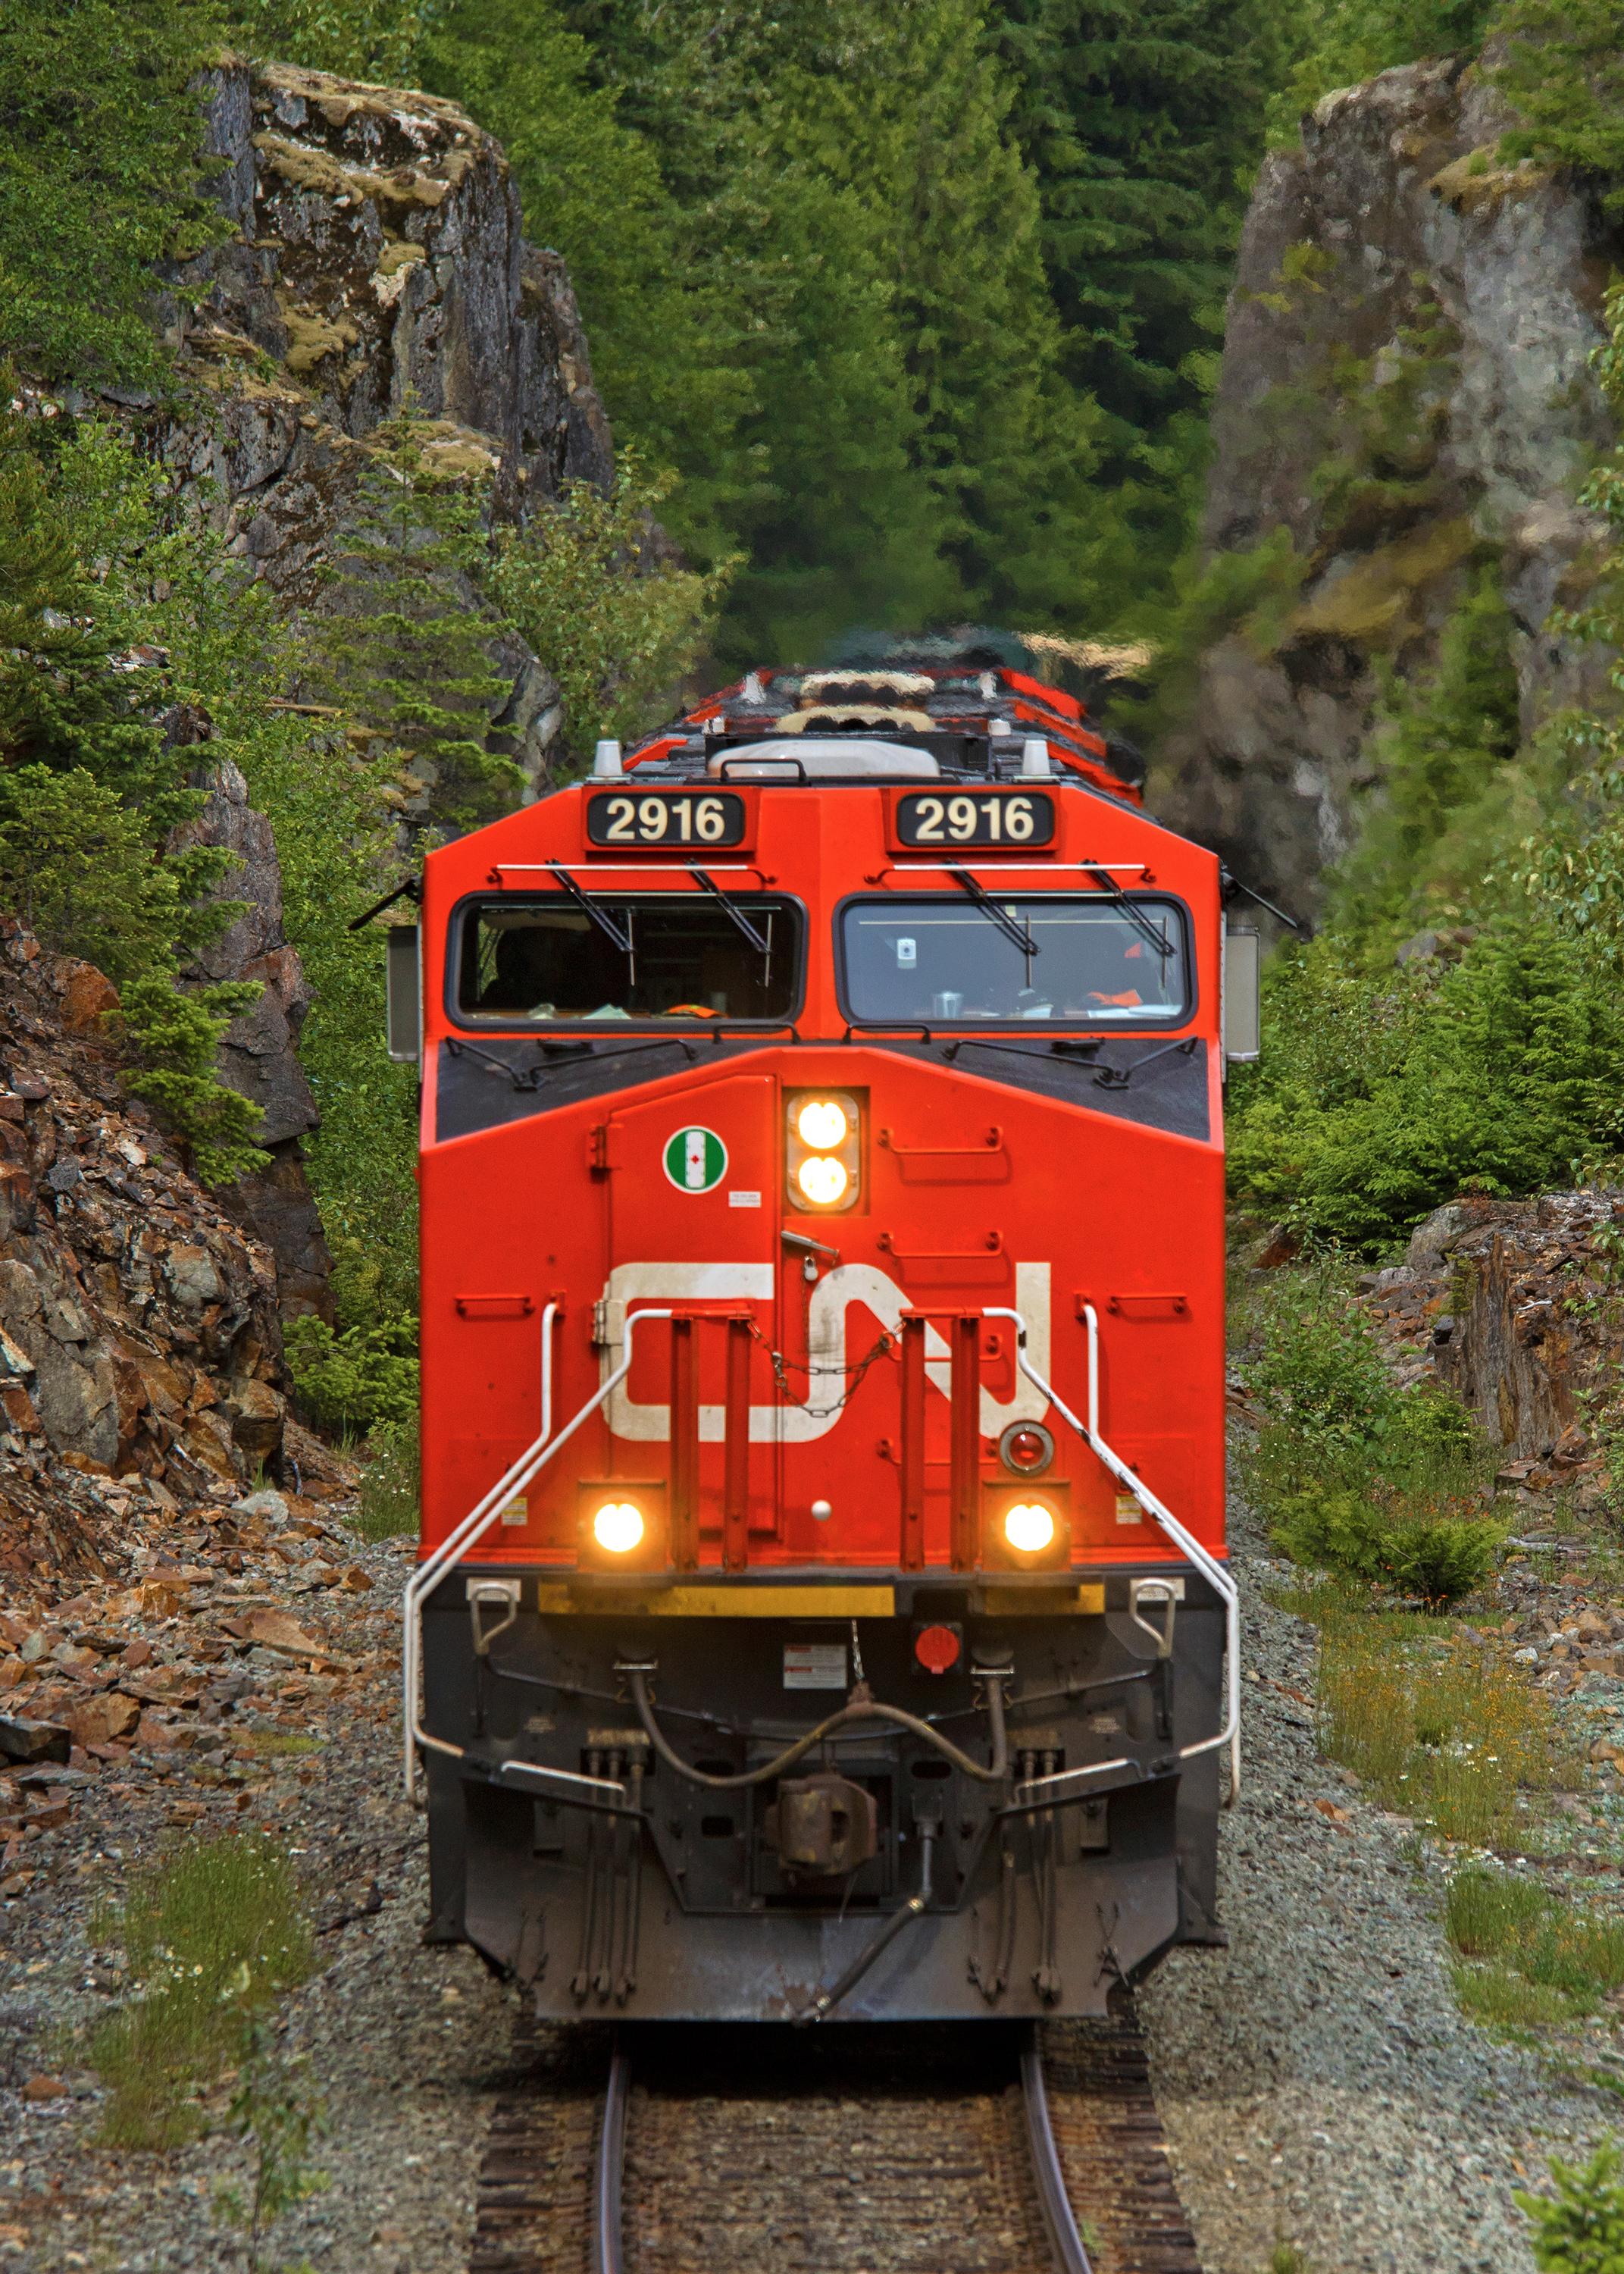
[624,1666,1008,1790]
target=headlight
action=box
[592,1500,645,1554]
[1003,1501,1055,1553]
[786,1089,862,1213]
[796,1099,848,1148]
[797,1156,848,1204]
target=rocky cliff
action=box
[140,54,615,805]
[43,58,627,1317]
[1153,54,1622,926]
[0,922,314,1513]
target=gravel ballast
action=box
[1139,1473,1603,2274]
[6,1461,1619,2272]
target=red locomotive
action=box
[396,653,1244,2020]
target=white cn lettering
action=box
[598,1261,1050,1444]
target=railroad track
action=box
[468,1997,1201,2274]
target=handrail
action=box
[401,1305,671,1802]
[984,1301,1241,1806]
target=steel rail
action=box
[590,2041,630,2274]
[1020,2028,1095,2274]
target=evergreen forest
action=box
[1,0,1623,1411]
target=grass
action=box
[352,1417,418,1543]
[1445,1865,1624,2031]
[86,1833,313,2147]
[1265,2246,1313,2274]
[1271,1577,1587,1846]
[235,1731,324,1757]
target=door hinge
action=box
[586,1121,625,1172]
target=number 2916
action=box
[587,792,743,845]
[900,792,1052,846]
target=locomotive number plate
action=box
[587,790,748,847]
[893,790,1054,847]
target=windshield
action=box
[454,892,803,1024]
[840,894,1189,1026]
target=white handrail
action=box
[402,1304,672,1800]
[984,1301,1241,1805]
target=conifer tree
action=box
[298,405,517,825]
[0,0,232,384]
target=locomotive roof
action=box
[627,660,1143,800]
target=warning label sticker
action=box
[783,1643,846,1690]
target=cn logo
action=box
[599,1261,1051,1442]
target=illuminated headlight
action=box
[796,1100,848,1148]
[1003,1501,1056,1554]
[797,1156,848,1204]
[786,1088,862,1214]
[592,1501,645,1554]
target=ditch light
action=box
[576,1481,668,1571]
[981,1482,1072,1571]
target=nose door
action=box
[598,1073,781,1551]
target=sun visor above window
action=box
[710,738,940,778]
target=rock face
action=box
[142,54,615,802]
[1153,53,1621,927]
[167,756,334,1320]
[0,922,290,1496]
[1353,1190,1624,1497]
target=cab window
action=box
[454,893,803,1024]
[839,895,1189,1026]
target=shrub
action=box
[1517,2137,1624,2272]
[122,974,269,1188]
[284,1314,418,1434]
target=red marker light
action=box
[915,1624,961,1675]
[1006,1427,1047,1471]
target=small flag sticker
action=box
[662,1125,728,1192]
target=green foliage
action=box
[230,0,447,80]
[489,451,733,768]
[296,403,516,825]
[1490,0,1624,202]
[1238,1265,1501,1599]
[1229,923,1624,1254]
[1517,2137,1624,2272]
[0,0,233,385]
[214,2017,329,2274]
[285,1312,418,1432]
[1272,0,1499,133]
[1270,1486,1504,1600]
[1241,1261,1398,1447]
[430,0,1141,662]
[89,1833,312,2149]
[1516,283,1624,954]
[122,974,268,1186]
[1324,570,1523,937]
[997,0,1287,539]
[355,1415,419,1539]
[0,765,205,980]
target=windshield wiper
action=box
[944,863,1040,957]
[684,859,771,955]
[545,860,632,954]
[1093,1038,1199,1092]
[1081,862,1175,961]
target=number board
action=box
[586,790,749,849]
[890,790,1055,849]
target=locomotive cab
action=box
[400,667,1239,2022]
